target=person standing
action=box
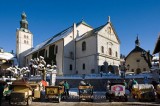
[123,80,127,89]
[128,79,133,92]
[0,83,4,106]
[63,81,70,97]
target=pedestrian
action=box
[144,77,149,84]
[123,80,127,89]
[132,79,138,87]
[105,80,111,99]
[63,81,70,97]
[128,79,133,92]
[0,83,4,106]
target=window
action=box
[108,27,111,34]
[55,45,58,54]
[24,35,26,38]
[91,69,95,73]
[45,50,47,57]
[82,41,86,51]
[143,68,146,71]
[27,41,29,44]
[26,59,28,64]
[109,48,112,55]
[24,40,26,44]
[101,46,104,53]
[136,59,140,62]
[116,51,118,57]
[70,64,72,71]
[27,36,29,39]
[83,63,85,70]
[70,52,74,59]
[131,69,134,72]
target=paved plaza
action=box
[2,91,160,106]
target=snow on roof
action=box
[45,27,73,46]
[25,26,73,56]
[0,52,14,60]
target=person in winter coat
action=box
[63,81,70,97]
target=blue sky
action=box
[0,0,160,56]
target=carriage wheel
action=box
[27,97,32,106]
[58,96,61,103]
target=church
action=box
[125,36,152,74]
[16,12,121,75]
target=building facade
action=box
[25,17,121,75]
[153,35,160,68]
[16,12,33,67]
[125,36,152,74]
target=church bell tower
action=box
[16,12,33,67]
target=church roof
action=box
[125,46,151,60]
[153,35,160,54]
[25,26,73,56]
[25,20,91,56]
[76,20,93,28]
[76,22,121,44]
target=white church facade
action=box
[16,13,121,75]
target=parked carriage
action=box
[29,81,41,100]
[132,84,155,102]
[106,82,128,102]
[156,84,160,99]
[45,81,66,103]
[78,81,93,102]
[9,80,33,105]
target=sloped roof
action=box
[25,21,92,56]
[0,52,14,60]
[76,20,93,28]
[153,35,160,54]
[76,22,121,44]
[125,46,150,59]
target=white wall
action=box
[63,23,93,75]
[76,36,97,74]
[16,30,33,67]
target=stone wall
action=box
[55,78,153,91]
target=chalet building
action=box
[125,36,152,74]
[153,35,160,68]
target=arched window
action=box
[82,41,86,51]
[108,27,111,34]
[45,50,47,57]
[70,64,72,71]
[116,51,118,57]
[24,40,26,44]
[109,48,112,55]
[101,46,104,53]
[55,45,58,54]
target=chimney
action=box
[73,23,77,39]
